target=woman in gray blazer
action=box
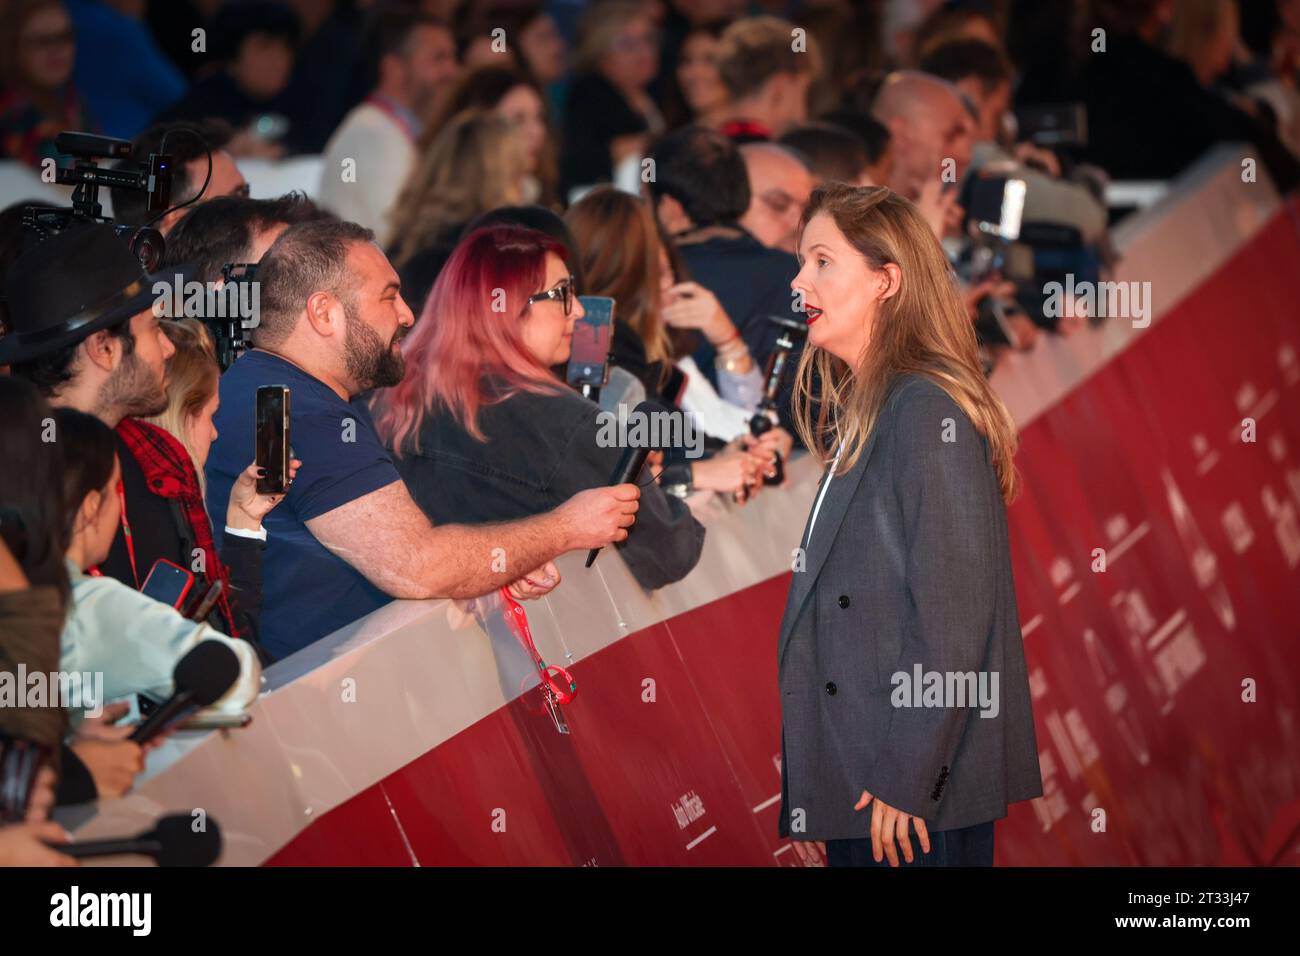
[777,183,1042,867]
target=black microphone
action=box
[749,316,806,486]
[51,814,222,867]
[585,400,665,568]
[129,641,242,744]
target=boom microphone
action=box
[585,400,666,568]
[129,641,241,744]
[51,814,222,867]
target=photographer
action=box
[919,39,1107,247]
[110,120,249,234]
[870,71,973,240]
[205,218,641,659]
[160,192,327,284]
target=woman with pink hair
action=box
[371,224,704,591]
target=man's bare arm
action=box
[304,480,639,600]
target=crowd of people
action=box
[2,0,1299,866]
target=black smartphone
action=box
[255,385,290,495]
[566,296,615,390]
[141,557,195,610]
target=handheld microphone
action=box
[749,316,806,486]
[129,641,241,744]
[51,814,222,867]
[585,400,666,568]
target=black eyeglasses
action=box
[526,276,576,315]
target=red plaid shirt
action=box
[115,418,240,639]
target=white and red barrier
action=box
[65,148,1300,866]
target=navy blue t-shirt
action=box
[206,351,399,658]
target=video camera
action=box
[950,173,1030,348]
[951,170,1106,347]
[20,131,176,271]
[213,261,260,371]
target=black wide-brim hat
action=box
[0,222,196,365]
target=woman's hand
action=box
[691,441,769,502]
[662,281,735,346]
[69,738,143,799]
[854,789,932,867]
[745,427,793,482]
[0,821,77,867]
[227,459,301,532]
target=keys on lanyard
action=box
[499,587,577,734]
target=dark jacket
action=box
[560,72,649,196]
[1081,34,1300,191]
[777,374,1042,839]
[677,228,804,436]
[388,381,705,591]
[100,431,270,662]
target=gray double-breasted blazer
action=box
[777,373,1042,841]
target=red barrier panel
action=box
[266,203,1300,867]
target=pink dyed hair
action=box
[373,224,569,452]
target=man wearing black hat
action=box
[2,224,188,599]
[2,224,177,426]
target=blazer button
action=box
[838,595,850,609]
[825,682,837,696]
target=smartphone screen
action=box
[141,558,195,610]
[255,385,290,495]
[567,297,615,389]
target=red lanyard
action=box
[117,478,140,588]
[499,587,577,706]
[88,479,138,585]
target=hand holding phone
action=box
[227,458,301,531]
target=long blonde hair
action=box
[142,319,219,496]
[792,183,1019,502]
[388,108,527,267]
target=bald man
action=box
[871,71,975,203]
[739,143,816,253]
